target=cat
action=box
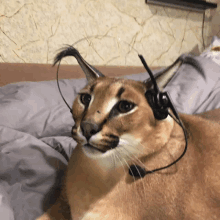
[37,47,220,220]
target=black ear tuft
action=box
[53,45,105,82]
[53,45,79,66]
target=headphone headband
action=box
[128,54,188,178]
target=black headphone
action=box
[128,55,188,178]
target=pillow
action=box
[164,55,220,114]
[0,79,87,138]
[200,36,220,66]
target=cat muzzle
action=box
[84,135,119,153]
[84,143,106,153]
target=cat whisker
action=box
[119,139,158,169]
[113,150,127,175]
[121,138,179,174]
[114,148,136,178]
[110,151,121,197]
[120,156,141,217]
[110,146,126,174]
[119,138,145,154]
[110,147,117,171]
[112,150,129,210]
[116,144,147,200]
[120,142,149,170]
[119,138,148,166]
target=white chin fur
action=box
[82,134,142,170]
[82,145,115,159]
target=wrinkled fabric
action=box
[164,55,220,114]
[0,55,220,220]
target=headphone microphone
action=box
[128,54,188,178]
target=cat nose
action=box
[81,120,100,141]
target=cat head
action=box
[54,46,175,169]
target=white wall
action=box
[0,0,219,66]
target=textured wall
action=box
[0,0,219,66]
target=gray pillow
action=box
[0,79,86,138]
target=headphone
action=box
[128,55,188,178]
[55,48,188,178]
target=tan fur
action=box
[37,77,220,220]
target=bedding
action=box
[0,38,220,220]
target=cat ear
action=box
[144,54,187,91]
[53,46,105,83]
[143,56,183,91]
[144,54,204,91]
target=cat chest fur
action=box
[65,141,187,220]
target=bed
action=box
[0,36,220,220]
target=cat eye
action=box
[117,100,135,113]
[80,93,91,105]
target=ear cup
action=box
[145,90,169,120]
[159,92,169,107]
